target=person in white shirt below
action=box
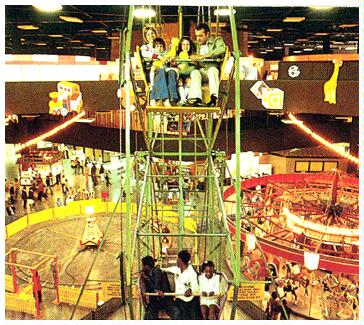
[198,261,221,320]
[162,250,201,319]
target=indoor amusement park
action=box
[4,4,359,321]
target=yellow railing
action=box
[5,274,15,292]
[59,285,99,309]
[5,199,196,239]
[5,292,36,316]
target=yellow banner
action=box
[101,282,121,298]
[227,282,265,301]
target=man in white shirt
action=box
[163,250,201,319]
[198,261,220,320]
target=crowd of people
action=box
[140,250,222,320]
[5,154,114,219]
[140,23,226,108]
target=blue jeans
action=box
[151,68,179,102]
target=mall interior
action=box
[4,5,359,321]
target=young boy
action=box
[149,37,166,90]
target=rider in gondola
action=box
[141,255,181,320]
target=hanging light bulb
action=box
[33,4,62,12]
[134,8,156,18]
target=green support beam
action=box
[229,6,242,320]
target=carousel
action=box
[223,169,359,319]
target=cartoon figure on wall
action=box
[48,81,83,116]
[323,60,343,105]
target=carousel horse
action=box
[282,261,309,296]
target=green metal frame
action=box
[123,5,274,320]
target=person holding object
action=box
[162,250,201,319]
[141,256,180,320]
[198,261,221,320]
[187,23,226,107]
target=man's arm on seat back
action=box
[208,37,226,59]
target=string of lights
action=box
[288,112,359,165]
[14,111,86,152]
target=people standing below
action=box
[84,165,90,187]
[37,180,45,201]
[64,178,69,194]
[91,163,98,186]
[60,173,66,193]
[14,178,20,200]
[266,291,281,320]
[162,250,201,319]
[21,186,28,209]
[45,173,53,195]
[99,164,105,179]
[140,256,181,320]
[188,23,226,107]
[6,202,16,216]
[27,186,35,210]
[97,155,103,166]
[198,261,221,320]
[104,171,111,187]
[9,182,15,204]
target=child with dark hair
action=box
[140,255,180,320]
[198,260,220,320]
[149,37,180,107]
[176,36,196,106]
[149,37,166,90]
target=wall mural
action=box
[49,81,83,116]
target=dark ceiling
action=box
[5,5,359,60]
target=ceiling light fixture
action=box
[283,17,305,23]
[293,50,302,53]
[56,46,64,49]
[107,36,119,40]
[338,24,359,28]
[284,43,294,46]
[70,40,82,43]
[33,4,62,12]
[266,28,283,32]
[134,8,156,18]
[345,46,357,51]
[84,43,95,47]
[91,30,108,34]
[309,6,333,10]
[314,32,329,36]
[214,8,236,16]
[255,35,272,39]
[303,48,314,51]
[48,34,63,38]
[17,25,39,30]
[34,42,47,46]
[59,15,84,23]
